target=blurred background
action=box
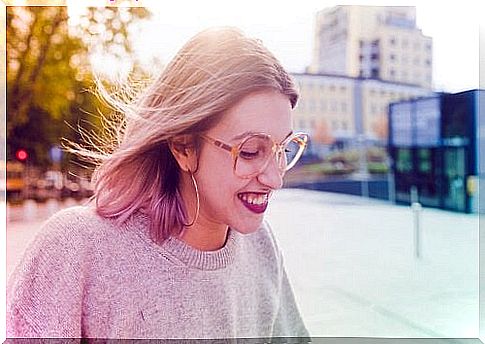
[3,2,483,213]
[2,0,484,340]
[4,4,151,204]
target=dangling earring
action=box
[183,169,200,227]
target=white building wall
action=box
[292,73,434,146]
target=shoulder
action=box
[241,219,284,266]
[40,205,115,238]
[10,205,122,281]
[12,206,104,269]
[28,205,128,251]
[254,219,282,249]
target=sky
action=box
[123,0,483,93]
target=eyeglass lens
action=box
[235,136,303,177]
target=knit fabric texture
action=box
[7,206,309,340]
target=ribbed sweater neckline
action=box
[128,210,240,271]
[162,230,238,270]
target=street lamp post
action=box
[357,134,369,198]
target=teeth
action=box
[240,193,268,205]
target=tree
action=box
[313,119,335,145]
[372,116,388,140]
[6,5,151,167]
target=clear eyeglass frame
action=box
[199,132,309,179]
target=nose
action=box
[256,153,284,190]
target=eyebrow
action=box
[231,130,294,143]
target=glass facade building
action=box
[388,89,483,213]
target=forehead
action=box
[210,90,293,142]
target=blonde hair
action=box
[87,27,299,244]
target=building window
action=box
[389,53,396,61]
[330,100,338,112]
[402,39,409,48]
[425,59,431,66]
[340,85,346,92]
[371,68,379,78]
[390,69,395,78]
[342,122,348,130]
[330,85,336,92]
[390,37,396,45]
[396,148,412,173]
[418,149,432,173]
[332,120,338,129]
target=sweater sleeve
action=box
[7,209,88,338]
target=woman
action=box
[7,27,310,340]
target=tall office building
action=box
[308,6,433,89]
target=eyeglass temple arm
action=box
[200,135,234,153]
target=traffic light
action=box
[15,149,28,162]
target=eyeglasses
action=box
[200,132,308,179]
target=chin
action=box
[230,218,264,235]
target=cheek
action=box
[196,153,241,205]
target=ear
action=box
[168,135,198,172]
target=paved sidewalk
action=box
[6,190,480,338]
[266,189,479,338]
[6,198,90,280]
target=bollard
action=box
[411,202,422,258]
[23,199,37,222]
[46,198,60,217]
[410,186,422,259]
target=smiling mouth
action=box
[237,192,270,214]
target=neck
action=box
[178,171,229,251]
[179,222,229,251]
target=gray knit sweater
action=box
[7,206,309,340]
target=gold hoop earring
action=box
[183,170,200,227]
